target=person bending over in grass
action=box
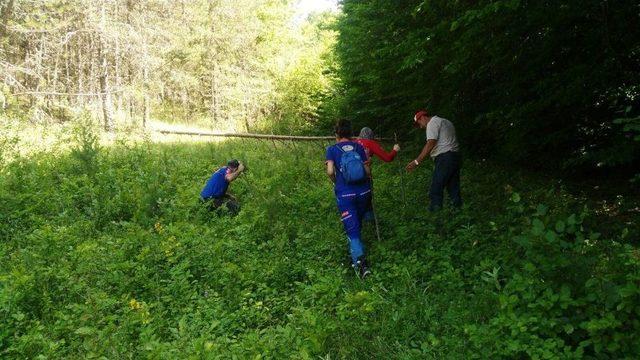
[200,159,245,216]
[326,120,372,279]
[406,109,462,211]
[356,127,401,221]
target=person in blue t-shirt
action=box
[200,159,245,215]
[325,119,372,279]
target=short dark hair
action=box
[227,159,240,169]
[334,119,352,139]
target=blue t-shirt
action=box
[200,167,230,199]
[325,141,371,196]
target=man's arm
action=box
[326,160,336,183]
[225,163,245,182]
[406,139,437,172]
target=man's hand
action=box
[406,139,436,173]
[393,144,401,152]
[225,163,245,182]
[406,160,418,172]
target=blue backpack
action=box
[337,144,366,184]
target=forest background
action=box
[1,0,639,179]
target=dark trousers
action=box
[429,152,462,211]
[202,194,240,216]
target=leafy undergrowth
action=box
[1,130,639,359]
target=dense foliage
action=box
[1,123,638,358]
[334,0,640,173]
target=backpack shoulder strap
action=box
[334,144,347,178]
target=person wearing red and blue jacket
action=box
[200,159,245,215]
[325,120,372,279]
[356,127,401,221]
[356,127,400,163]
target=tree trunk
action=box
[77,43,83,107]
[142,63,149,128]
[114,0,122,114]
[64,41,71,105]
[210,65,219,126]
[0,0,15,40]
[99,54,114,131]
[141,22,150,129]
[156,130,338,141]
[243,99,250,132]
[99,1,114,131]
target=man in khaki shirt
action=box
[406,109,462,211]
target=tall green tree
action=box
[335,0,640,172]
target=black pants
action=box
[429,152,462,211]
[202,194,240,216]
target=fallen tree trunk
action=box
[157,130,335,141]
[156,129,391,142]
[12,89,124,96]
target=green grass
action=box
[1,128,639,359]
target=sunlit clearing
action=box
[293,0,339,25]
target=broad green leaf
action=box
[532,218,544,235]
[545,230,557,242]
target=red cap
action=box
[413,109,428,127]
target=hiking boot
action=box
[352,260,361,277]
[359,259,371,279]
[352,259,371,279]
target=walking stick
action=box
[395,132,407,209]
[369,161,383,242]
[373,207,382,242]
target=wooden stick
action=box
[395,132,407,208]
[12,89,125,96]
[373,210,382,242]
